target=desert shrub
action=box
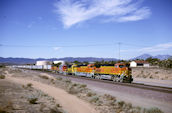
[56,77,62,80]
[39,103,46,112]
[79,84,87,88]
[67,86,80,94]
[64,79,71,83]
[0,65,5,68]
[27,83,33,88]
[0,107,8,113]
[145,107,163,113]
[126,103,132,109]
[56,104,61,108]
[89,96,99,103]
[43,94,48,97]
[135,106,141,111]
[51,79,55,84]
[117,101,125,108]
[0,75,5,79]
[155,72,159,74]
[86,92,96,97]
[103,94,116,101]
[72,83,79,87]
[50,106,63,113]
[28,97,38,104]
[39,75,49,79]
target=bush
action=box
[0,107,8,113]
[56,77,62,80]
[64,79,71,83]
[0,75,5,79]
[72,83,79,87]
[67,86,80,94]
[28,98,38,104]
[39,75,49,79]
[89,96,99,103]
[87,92,96,97]
[79,84,87,88]
[103,94,116,101]
[117,101,125,108]
[27,83,33,88]
[50,107,63,113]
[145,107,163,113]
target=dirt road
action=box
[39,72,172,113]
[6,76,98,113]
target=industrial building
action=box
[130,61,150,67]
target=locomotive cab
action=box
[113,63,133,83]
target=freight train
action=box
[12,62,133,83]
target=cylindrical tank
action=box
[53,60,65,65]
[36,61,52,66]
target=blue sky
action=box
[0,0,172,59]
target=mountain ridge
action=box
[0,54,171,64]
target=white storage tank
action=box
[36,61,52,66]
[53,60,65,65]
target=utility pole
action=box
[118,42,121,61]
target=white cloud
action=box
[54,0,151,28]
[139,42,172,52]
[37,17,43,20]
[27,21,35,28]
[53,47,61,51]
[120,42,172,53]
[118,7,151,22]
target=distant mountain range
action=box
[0,54,171,65]
[0,57,118,65]
[133,54,171,60]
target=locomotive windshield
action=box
[67,65,72,68]
[119,65,125,68]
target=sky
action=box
[0,0,172,59]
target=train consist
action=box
[13,62,133,83]
[51,62,133,83]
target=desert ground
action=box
[132,67,172,80]
[0,67,167,113]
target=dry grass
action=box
[0,75,5,79]
[39,75,49,79]
[87,92,96,97]
[28,97,38,104]
[144,107,163,113]
[27,83,33,88]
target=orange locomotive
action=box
[94,63,132,82]
[75,64,96,77]
[51,62,133,83]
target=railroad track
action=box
[27,69,172,94]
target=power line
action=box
[0,42,151,48]
[122,43,149,47]
[0,43,115,48]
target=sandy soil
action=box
[0,79,65,113]
[68,77,172,113]
[1,67,166,113]
[6,76,98,113]
[132,67,172,80]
